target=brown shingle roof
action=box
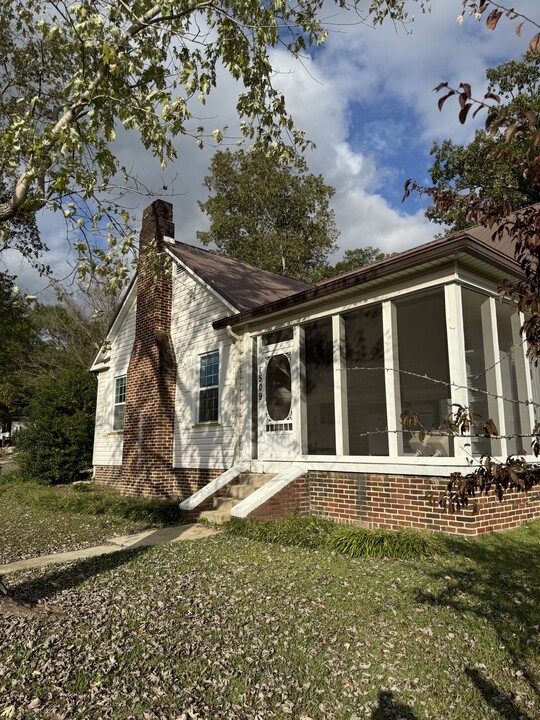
[168,242,312,313]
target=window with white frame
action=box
[113,375,127,431]
[199,351,219,423]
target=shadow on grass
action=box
[466,667,535,720]
[9,547,150,603]
[370,690,420,719]
[414,521,540,711]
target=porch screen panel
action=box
[344,304,388,456]
[461,289,493,456]
[304,318,336,454]
[395,289,451,456]
[496,302,526,454]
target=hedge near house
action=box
[16,366,96,485]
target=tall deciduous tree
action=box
[198,150,339,281]
[0,0,414,281]
[426,52,540,232]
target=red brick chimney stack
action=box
[121,200,178,496]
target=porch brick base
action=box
[253,471,540,536]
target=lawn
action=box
[0,474,182,565]
[0,488,539,719]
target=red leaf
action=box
[459,103,473,124]
[530,33,540,53]
[459,82,472,98]
[438,91,455,111]
[484,91,500,103]
[515,21,524,36]
[433,82,449,92]
[486,9,502,30]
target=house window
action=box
[113,375,127,431]
[199,351,219,423]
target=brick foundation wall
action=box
[250,476,310,520]
[307,471,540,536]
[94,464,224,500]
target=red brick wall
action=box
[307,471,540,536]
[250,475,310,520]
[94,464,224,500]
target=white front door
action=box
[257,333,302,460]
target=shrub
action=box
[223,515,335,550]
[16,365,96,485]
[224,515,446,559]
[328,525,445,559]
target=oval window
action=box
[266,354,292,421]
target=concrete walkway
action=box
[0,523,220,574]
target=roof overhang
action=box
[213,233,523,331]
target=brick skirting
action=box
[94,466,540,535]
[93,465,224,500]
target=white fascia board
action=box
[166,247,239,316]
[90,279,137,371]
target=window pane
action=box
[304,318,335,454]
[113,403,125,431]
[266,354,292,421]
[395,289,452,456]
[199,387,219,423]
[115,376,126,404]
[344,305,388,455]
[200,351,219,388]
[262,328,293,346]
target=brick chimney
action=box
[121,200,177,497]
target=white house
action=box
[91,200,540,535]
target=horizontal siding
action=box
[92,298,137,466]
[171,269,239,468]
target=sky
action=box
[5,0,538,297]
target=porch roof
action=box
[213,224,523,330]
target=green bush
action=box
[328,525,445,559]
[224,515,335,550]
[15,365,96,485]
[224,515,446,559]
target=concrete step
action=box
[201,472,276,524]
[200,509,231,524]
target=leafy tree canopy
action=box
[426,51,540,232]
[198,149,339,281]
[0,0,415,283]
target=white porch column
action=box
[295,325,308,455]
[444,283,469,458]
[514,311,535,451]
[382,300,403,456]
[332,314,349,456]
[481,296,507,457]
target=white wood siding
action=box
[171,268,240,469]
[92,298,137,466]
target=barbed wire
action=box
[343,365,540,410]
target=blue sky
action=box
[5,0,538,295]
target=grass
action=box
[1,521,539,719]
[1,475,539,718]
[0,472,182,565]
